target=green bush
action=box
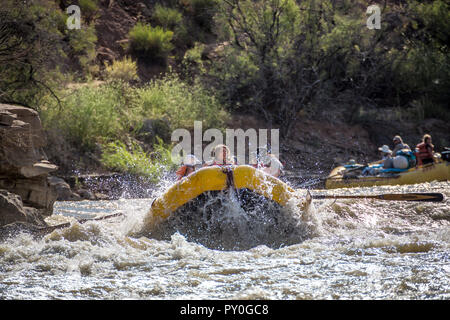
[104,56,139,82]
[41,81,137,149]
[68,23,98,75]
[136,73,229,130]
[0,0,93,107]
[153,4,183,30]
[100,139,175,181]
[41,72,229,149]
[128,23,174,59]
[78,0,99,22]
[182,42,206,74]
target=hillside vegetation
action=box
[1,0,448,178]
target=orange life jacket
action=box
[416,142,433,159]
[176,165,196,180]
[415,142,434,166]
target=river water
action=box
[0,180,449,300]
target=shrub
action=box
[41,72,229,150]
[136,73,229,130]
[182,42,206,74]
[0,1,73,107]
[67,23,98,75]
[153,4,183,30]
[128,23,174,59]
[41,82,137,149]
[104,56,139,82]
[78,0,99,22]
[100,139,175,181]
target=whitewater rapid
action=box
[0,181,448,299]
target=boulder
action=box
[0,104,48,169]
[0,104,59,228]
[0,189,47,227]
[0,189,27,225]
[47,176,81,201]
[0,109,17,126]
[77,188,95,200]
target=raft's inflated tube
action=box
[148,165,296,221]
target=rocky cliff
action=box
[0,104,59,228]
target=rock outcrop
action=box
[0,104,58,228]
[0,189,47,227]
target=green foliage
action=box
[41,81,137,149]
[136,73,229,130]
[78,0,99,22]
[41,72,229,149]
[181,0,219,31]
[208,0,450,131]
[100,139,174,181]
[68,23,98,75]
[182,42,206,74]
[153,4,183,30]
[391,0,450,120]
[128,23,174,59]
[212,0,319,136]
[0,1,64,106]
[104,56,139,83]
[409,0,450,47]
[0,0,99,107]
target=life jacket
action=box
[396,149,416,168]
[176,165,196,180]
[416,142,433,160]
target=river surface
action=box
[0,180,449,300]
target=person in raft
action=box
[382,135,411,169]
[415,134,435,166]
[175,154,202,180]
[207,144,235,166]
[378,145,393,168]
[362,145,392,176]
[253,147,283,178]
[391,135,411,157]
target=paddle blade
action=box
[378,193,444,202]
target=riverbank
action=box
[44,113,450,200]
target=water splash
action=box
[0,180,448,299]
[133,188,314,250]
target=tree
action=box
[212,0,330,137]
[0,0,98,109]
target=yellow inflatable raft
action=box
[141,165,310,250]
[325,159,450,189]
[148,165,297,220]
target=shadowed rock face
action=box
[0,104,58,228]
[145,189,309,251]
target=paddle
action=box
[310,192,444,202]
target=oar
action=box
[311,192,444,202]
